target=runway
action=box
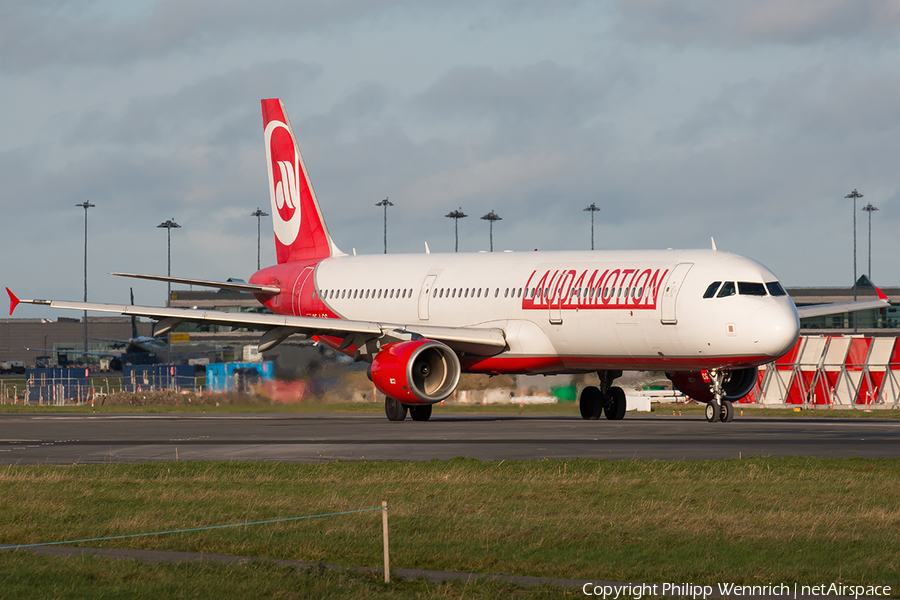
[2,412,898,465]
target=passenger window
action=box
[717,282,736,298]
[703,282,721,299]
[766,282,787,297]
[495,288,499,298]
[504,288,509,298]
[517,288,522,298]
[738,282,767,296]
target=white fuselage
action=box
[268,248,800,374]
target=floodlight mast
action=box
[251,207,269,271]
[445,208,467,252]
[861,202,878,279]
[583,202,600,250]
[157,219,181,307]
[76,200,95,363]
[375,198,393,254]
[845,189,863,333]
[481,211,502,252]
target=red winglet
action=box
[6,287,20,316]
[876,285,890,301]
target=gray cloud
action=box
[614,0,900,47]
[0,0,414,72]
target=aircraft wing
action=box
[794,285,891,319]
[7,289,507,356]
[111,272,281,295]
[796,298,891,319]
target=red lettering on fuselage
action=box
[521,267,670,311]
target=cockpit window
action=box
[717,281,736,298]
[738,282,767,296]
[703,282,722,299]
[766,282,786,297]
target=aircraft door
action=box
[549,271,571,325]
[292,266,315,316]
[418,274,437,321]
[660,262,693,325]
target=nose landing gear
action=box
[704,369,735,423]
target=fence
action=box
[743,335,900,408]
[123,364,196,393]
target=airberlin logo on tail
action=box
[264,120,302,246]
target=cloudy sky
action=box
[2,0,898,318]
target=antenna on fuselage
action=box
[711,237,717,251]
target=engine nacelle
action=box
[370,340,461,405]
[667,367,758,403]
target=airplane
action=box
[6,98,891,423]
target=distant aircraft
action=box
[7,99,890,422]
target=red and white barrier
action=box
[745,335,900,408]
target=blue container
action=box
[205,362,274,392]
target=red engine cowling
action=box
[370,340,461,405]
[667,367,758,402]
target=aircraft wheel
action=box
[579,386,603,420]
[705,401,719,423]
[385,397,408,422]
[721,400,734,423]
[409,404,433,422]
[604,387,627,420]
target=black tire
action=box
[721,400,734,423]
[409,404,433,421]
[385,397,408,422]
[604,387,627,420]
[579,386,603,420]
[705,401,719,423]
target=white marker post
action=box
[382,501,390,583]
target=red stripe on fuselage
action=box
[461,353,772,375]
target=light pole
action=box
[375,198,393,254]
[845,189,863,333]
[861,202,878,278]
[251,207,269,271]
[76,200,95,364]
[445,208,467,252]
[157,219,181,307]
[583,202,600,250]
[481,210,502,252]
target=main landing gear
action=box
[384,397,433,422]
[704,369,734,423]
[579,370,626,421]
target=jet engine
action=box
[666,367,758,402]
[369,340,461,405]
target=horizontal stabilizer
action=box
[111,273,280,295]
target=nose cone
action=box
[751,303,800,358]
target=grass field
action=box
[1,458,898,598]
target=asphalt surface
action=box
[2,412,898,464]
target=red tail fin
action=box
[261,99,343,263]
